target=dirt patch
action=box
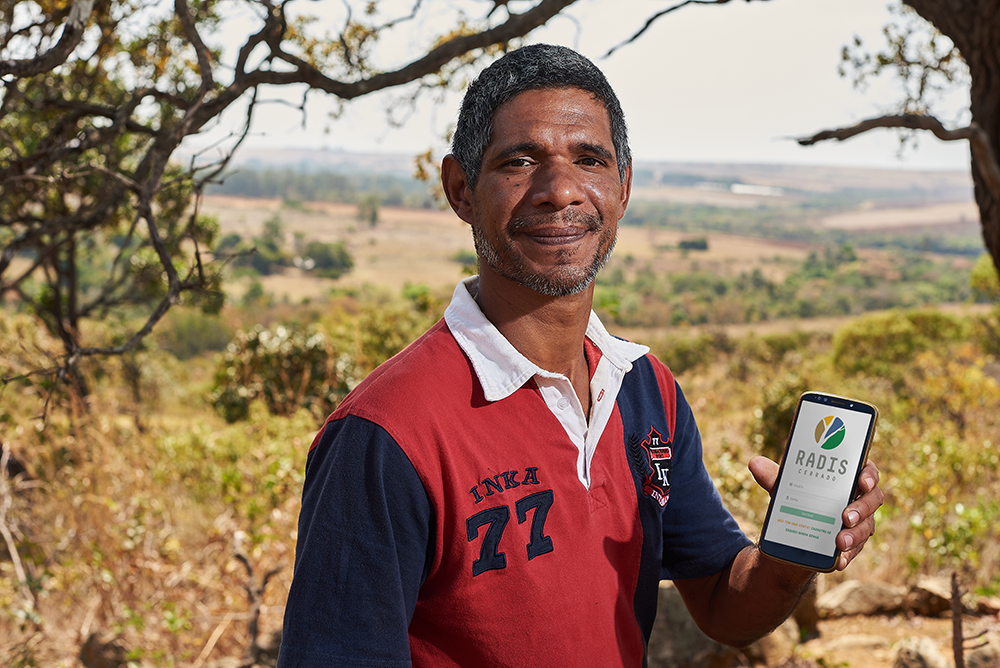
[821,201,979,230]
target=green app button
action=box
[780,505,837,525]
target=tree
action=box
[356,193,380,227]
[601,0,999,279]
[0,0,579,396]
[794,1,1000,279]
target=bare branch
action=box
[196,0,579,128]
[604,0,773,58]
[796,113,1000,200]
[0,0,95,77]
[174,0,216,95]
[0,443,35,613]
[377,0,425,32]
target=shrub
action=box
[355,302,439,370]
[832,308,969,382]
[746,372,810,461]
[678,237,709,251]
[302,240,353,279]
[973,306,1000,357]
[210,325,359,422]
[651,330,731,376]
[158,308,234,359]
[970,253,1000,302]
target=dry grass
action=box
[821,201,980,230]
[203,195,816,303]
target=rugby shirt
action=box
[277,278,751,668]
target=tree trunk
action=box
[906,0,1000,275]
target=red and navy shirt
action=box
[277,279,751,668]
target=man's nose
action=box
[529,160,586,210]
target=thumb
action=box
[748,456,780,496]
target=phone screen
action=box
[759,392,877,570]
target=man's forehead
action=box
[495,85,606,116]
[487,87,613,144]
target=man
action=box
[276,44,882,667]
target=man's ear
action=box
[618,162,633,220]
[441,154,476,225]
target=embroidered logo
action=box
[627,426,672,507]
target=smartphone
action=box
[758,391,879,572]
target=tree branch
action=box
[195,0,579,129]
[0,0,95,77]
[604,0,773,58]
[174,0,216,96]
[796,113,1000,200]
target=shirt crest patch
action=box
[627,426,672,507]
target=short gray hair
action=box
[451,44,631,190]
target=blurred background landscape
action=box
[3,0,1000,666]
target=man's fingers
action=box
[836,463,884,570]
[748,456,779,496]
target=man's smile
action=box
[509,211,602,247]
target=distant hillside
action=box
[187,147,974,200]
[193,148,976,219]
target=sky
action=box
[189,0,973,172]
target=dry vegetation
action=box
[2,192,999,667]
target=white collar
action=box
[443,276,649,401]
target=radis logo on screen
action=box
[814,416,846,450]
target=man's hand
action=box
[748,456,884,571]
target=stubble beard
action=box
[472,211,617,297]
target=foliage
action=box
[973,306,1000,358]
[210,325,359,423]
[356,194,380,227]
[746,372,812,461]
[0,0,579,389]
[594,239,972,330]
[678,237,709,251]
[351,301,440,371]
[840,3,967,119]
[970,253,1000,301]
[209,168,435,209]
[451,248,479,274]
[649,330,732,376]
[831,308,969,383]
[227,216,353,280]
[0,350,309,665]
[301,240,354,279]
[4,296,1000,663]
[156,307,234,360]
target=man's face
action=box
[461,87,631,297]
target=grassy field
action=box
[202,195,812,304]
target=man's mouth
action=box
[509,212,601,245]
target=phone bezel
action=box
[758,391,879,572]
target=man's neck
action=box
[474,268,594,415]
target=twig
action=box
[234,550,283,664]
[190,612,235,668]
[78,593,102,640]
[604,0,774,58]
[0,443,35,612]
[953,571,965,668]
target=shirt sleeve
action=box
[660,382,752,580]
[277,415,434,668]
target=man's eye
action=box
[505,158,531,167]
[579,157,605,167]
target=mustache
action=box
[508,210,602,234]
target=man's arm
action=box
[673,457,883,647]
[277,416,433,668]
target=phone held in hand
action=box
[758,391,879,572]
